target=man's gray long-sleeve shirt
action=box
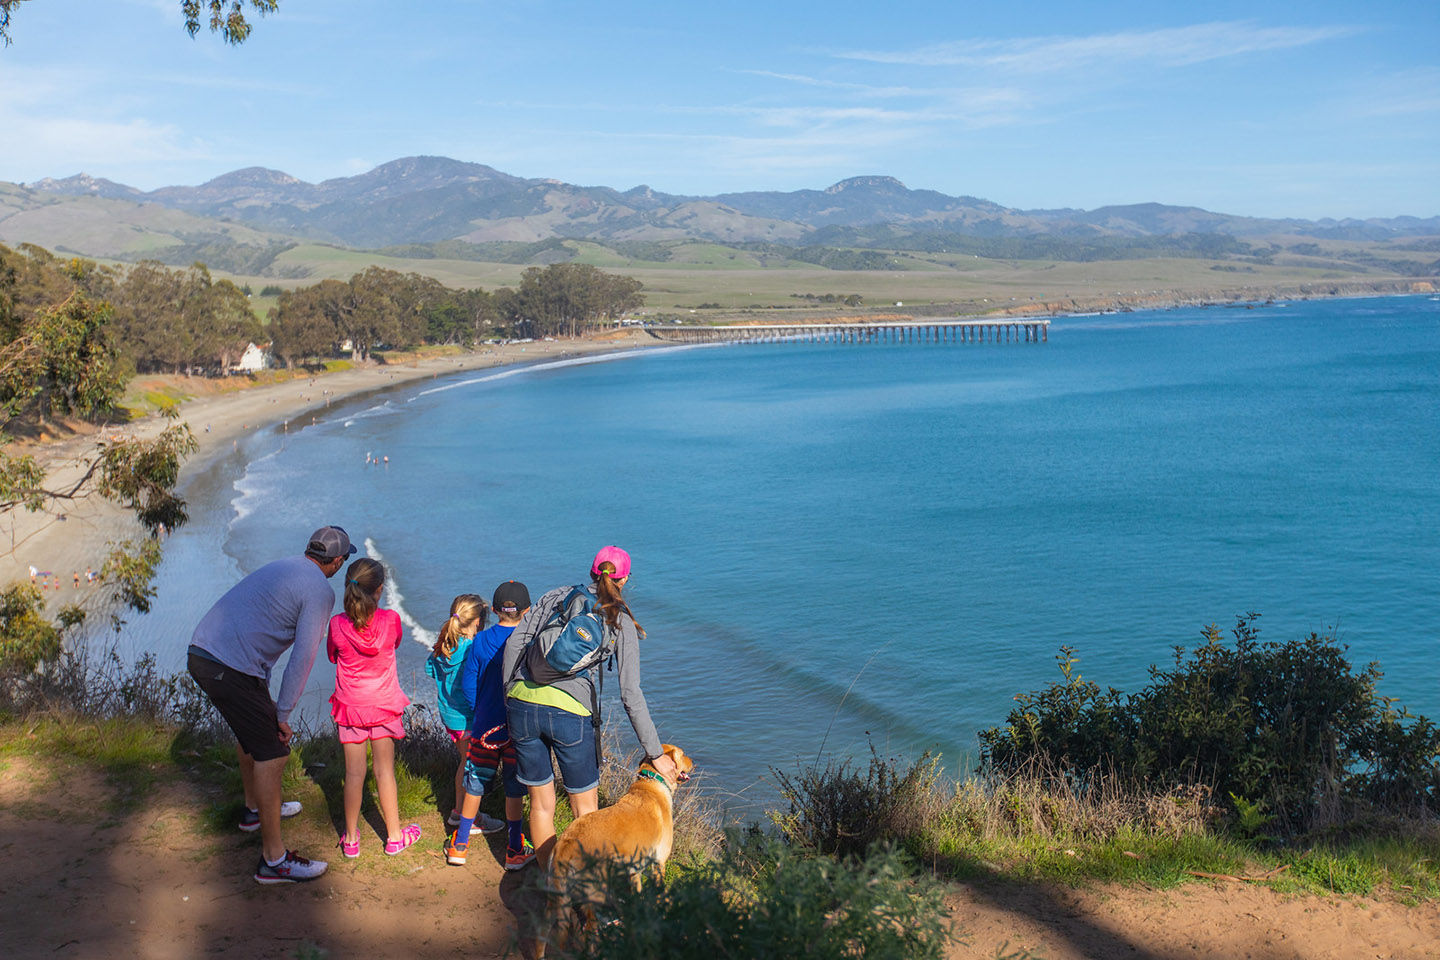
[191,554,336,723]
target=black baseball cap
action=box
[492,580,530,613]
[306,525,358,561]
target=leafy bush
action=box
[551,832,954,960]
[980,616,1440,834]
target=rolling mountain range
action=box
[3,156,1438,281]
[16,156,1440,251]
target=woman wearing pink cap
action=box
[501,545,678,867]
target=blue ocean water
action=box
[117,296,1440,803]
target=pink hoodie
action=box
[327,608,410,726]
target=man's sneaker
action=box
[504,838,535,871]
[478,812,505,834]
[443,831,468,866]
[238,801,302,832]
[254,850,328,884]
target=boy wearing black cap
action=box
[445,580,533,869]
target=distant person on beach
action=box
[426,593,487,825]
[445,581,534,870]
[502,547,675,867]
[329,557,421,858]
[187,525,355,884]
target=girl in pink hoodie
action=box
[329,557,420,857]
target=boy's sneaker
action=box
[254,850,328,884]
[478,812,505,834]
[443,831,469,866]
[446,810,462,827]
[504,838,535,871]
[238,801,302,832]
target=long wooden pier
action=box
[645,318,1049,345]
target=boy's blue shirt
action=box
[461,622,516,737]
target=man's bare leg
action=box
[253,754,289,862]
[237,745,257,810]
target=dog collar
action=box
[637,768,672,792]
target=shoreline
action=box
[0,330,659,605]
[3,285,1433,607]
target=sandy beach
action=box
[0,330,657,610]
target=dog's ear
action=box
[663,744,694,772]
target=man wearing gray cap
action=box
[187,525,356,883]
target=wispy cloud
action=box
[837,21,1355,72]
[737,70,927,99]
[0,62,213,184]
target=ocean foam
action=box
[228,449,283,527]
[363,537,436,650]
[415,343,718,398]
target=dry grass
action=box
[945,764,1219,844]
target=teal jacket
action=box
[424,634,475,731]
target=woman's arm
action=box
[612,615,663,759]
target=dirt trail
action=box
[2,755,1437,960]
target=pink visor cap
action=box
[591,545,631,580]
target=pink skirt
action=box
[336,716,406,744]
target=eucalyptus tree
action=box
[0,243,198,671]
[499,263,645,338]
[1,1,280,45]
[268,280,345,367]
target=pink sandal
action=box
[384,823,422,856]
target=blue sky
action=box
[1,0,1437,219]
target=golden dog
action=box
[546,744,694,951]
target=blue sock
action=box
[456,815,476,845]
[508,818,523,850]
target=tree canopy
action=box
[1,1,278,46]
[0,243,199,672]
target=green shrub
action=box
[980,615,1440,834]
[551,833,955,960]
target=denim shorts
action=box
[507,698,599,793]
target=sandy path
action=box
[2,752,1436,960]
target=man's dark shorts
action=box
[187,649,290,762]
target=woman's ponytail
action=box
[592,562,643,637]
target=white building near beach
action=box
[232,342,273,373]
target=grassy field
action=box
[229,243,1426,320]
[217,235,1430,319]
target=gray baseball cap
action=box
[306,525,357,560]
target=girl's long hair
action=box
[435,594,487,658]
[343,557,385,631]
[592,560,643,637]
